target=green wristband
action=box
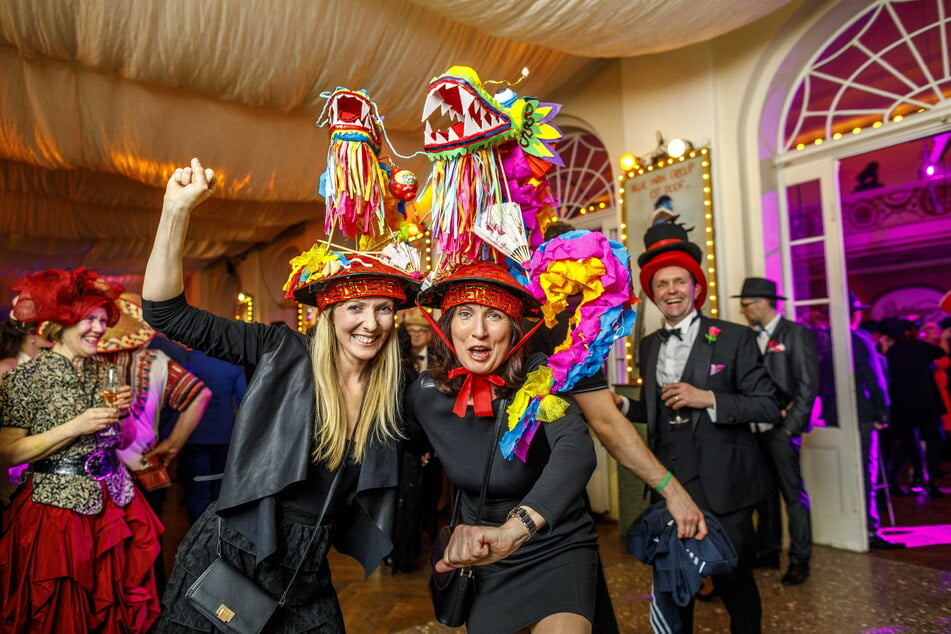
[654,470,672,493]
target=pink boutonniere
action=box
[705,326,721,344]
[766,340,786,353]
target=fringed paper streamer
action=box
[321,139,388,238]
[428,148,507,265]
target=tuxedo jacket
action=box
[759,317,820,436]
[629,315,779,515]
[851,329,889,425]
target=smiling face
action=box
[57,306,110,360]
[406,325,433,352]
[450,303,513,375]
[650,265,701,326]
[331,296,396,367]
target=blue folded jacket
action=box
[626,501,738,607]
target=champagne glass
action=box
[663,383,689,425]
[100,366,122,437]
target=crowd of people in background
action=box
[0,158,947,634]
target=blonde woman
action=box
[143,158,418,632]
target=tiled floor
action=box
[161,459,951,633]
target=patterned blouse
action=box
[0,350,134,514]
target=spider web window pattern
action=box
[782,0,951,151]
[549,127,615,219]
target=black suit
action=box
[752,317,819,567]
[628,315,778,633]
[886,338,947,488]
[852,329,890,536]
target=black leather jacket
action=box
[143,293,398,573]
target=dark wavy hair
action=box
[0,320,29,359]
[427,305,526,400]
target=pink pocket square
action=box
[709,364,726,376]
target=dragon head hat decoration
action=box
[317,87,419,242]
[284,88,423,313]
[419,66,564,269]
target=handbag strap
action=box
[448,398,509,529]
[214,440,349,607]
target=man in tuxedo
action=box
[735,277,819,586]
[623,223,779,633]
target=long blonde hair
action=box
[309,308,403,469]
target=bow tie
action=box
[658,328,683,342]
[756,326,769,337]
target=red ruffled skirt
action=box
[0,478,164,633]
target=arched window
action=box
[548,127,615,219]
[781,0,951,152]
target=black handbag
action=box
[428,399,507,627]
[185,462,345,633]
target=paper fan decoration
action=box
[472,202,531,265]
[379,242,422,276]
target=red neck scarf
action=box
[415,303,543,418]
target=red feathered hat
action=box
[12,268,123,327]
[637,223,707,308]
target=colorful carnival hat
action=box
[417,261,540,320]
[287,249,420,312]
[12,267,123,327]
[97,293,156,353]
[637,222,707,308]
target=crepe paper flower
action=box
[501,366,569,461]
[282,245,348,299]
[498,230,639,462]
[766,340,786,353]
[705,325,721,344]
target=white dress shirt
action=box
[655,310,717,422]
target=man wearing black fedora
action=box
[735,277,819,586]
[621,223,779,633]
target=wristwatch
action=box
[506,506,537,540]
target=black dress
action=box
[144,294,400,633]
[158,458,360,632]
[403,358,599,633]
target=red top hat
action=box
[637,223,707,308]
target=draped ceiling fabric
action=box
[0,0,789,305]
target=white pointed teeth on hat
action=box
[422,80,509,151]
[325,89,381,145]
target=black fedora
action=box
[732,277,786,300]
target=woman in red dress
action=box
[0,268,163,633]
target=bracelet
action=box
[654,470,673,493]
[506,506,537,540]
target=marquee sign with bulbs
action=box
[616,140,718,384]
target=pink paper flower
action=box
[705,325,721,344]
